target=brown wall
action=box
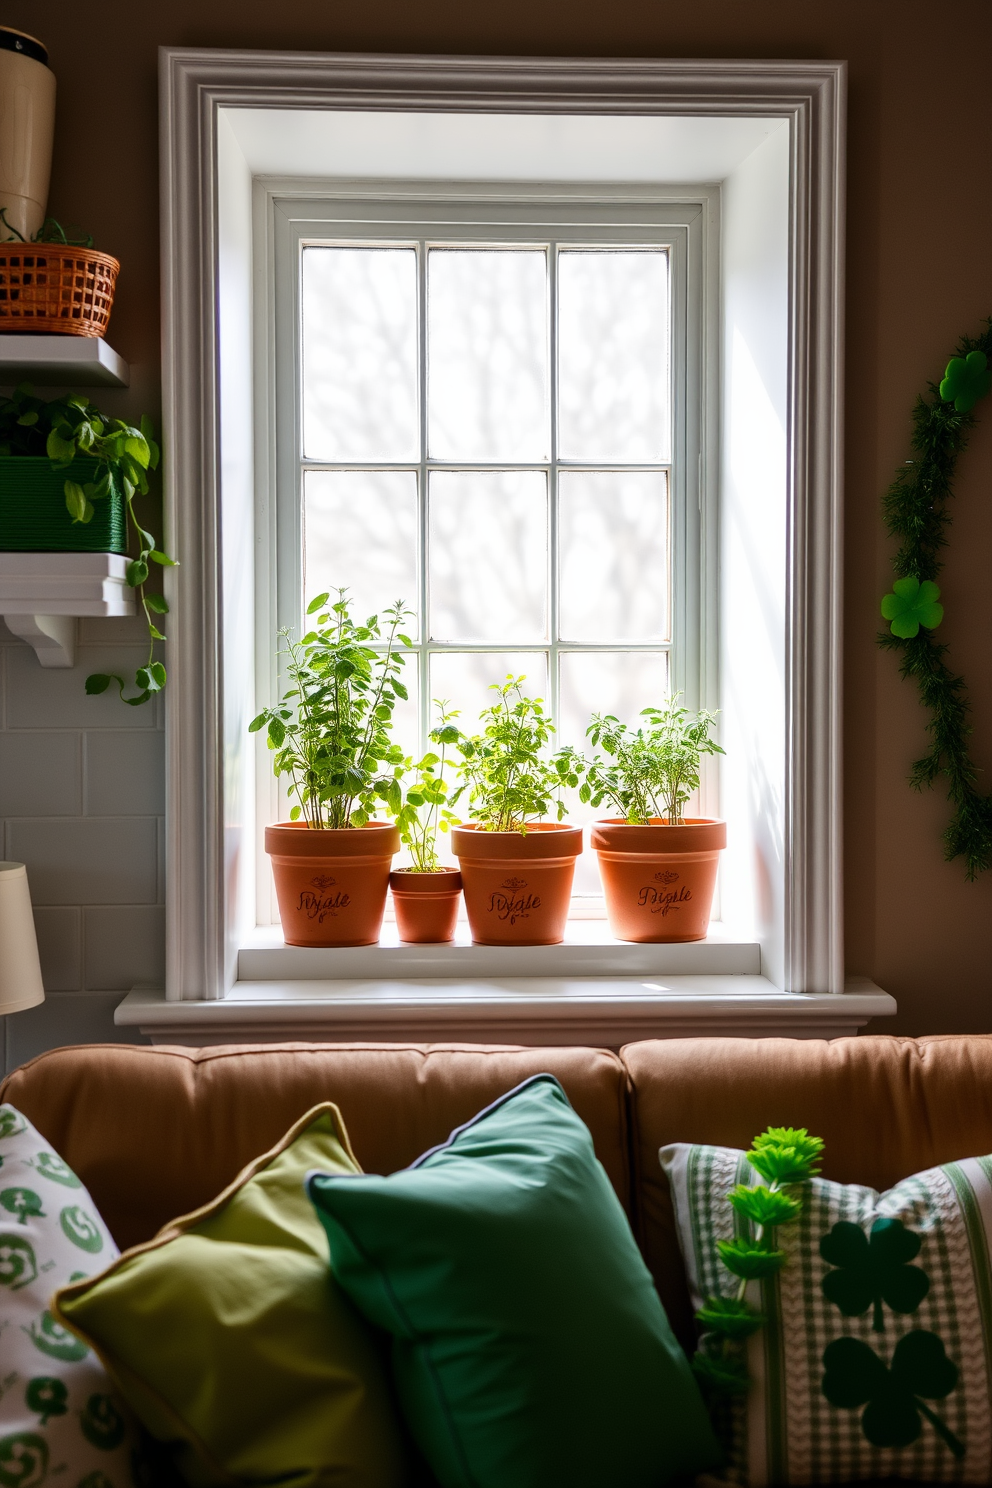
[4,0,991,1036]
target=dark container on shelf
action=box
[0,456,126,552]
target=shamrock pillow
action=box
[660,1141,992,1486]
[0,1103,138,1488]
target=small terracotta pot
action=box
[590,818,726,943]
[451,823,583,946]
[264,821,399,947]
[389,867,462,944]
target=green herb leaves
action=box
[581,694,723,825]
[391,703,460,872]
[822,1332,963,1458]
[449,677,584,833]
[249,590,413,830]
[820,1217,930,1332]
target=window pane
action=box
[429,471,547,642]
[429,652,549,741]
[558,650,671,895]
[558,250,670,462]
[428,249,549,460]
[303,470,419,634]
[558,471,669,642]
[302,247,418,461]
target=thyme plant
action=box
[392,704,460,871]
[450,677,584,833]
[249,590,412,829]
[581,695,723,825]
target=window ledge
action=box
[115,975,895,1047]
[238,920,761,983]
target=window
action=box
[272,192,703,897]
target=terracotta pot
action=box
[451,823,583,946]
[590,818,726,943]
[389,867,462,944]
[264,821,399,947]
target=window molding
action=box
[160,49,846,1002]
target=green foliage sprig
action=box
[449,677,584,833]
[0,385,176,706]
[249,589,412,830]
[878,319,992,878]
[693,1127,824,1400]
[581,695,723,825]
[392,703,460,872]
[0,210,95,248]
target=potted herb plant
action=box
[389,704,463,944]
[0,385,176,705]
[449,678,585,947]
[249,590,411,948]
[583,696,726,943]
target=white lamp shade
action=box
[0,863,45,1015]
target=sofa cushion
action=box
[309,1074,722,1488]
[55,1103,409,1488]
[0,1042,630,1251]
[664,1137,992,1484]
[622,1036,992,1353]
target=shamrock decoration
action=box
[24,1377,67,1426]
[939,349,992,413]
[820,1216,930,1332]
[822,1331,963,1458]
[881,576,943,639]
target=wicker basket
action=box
[0,247,119,337]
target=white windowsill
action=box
[116,974,896,1047]
[239,918,761,982]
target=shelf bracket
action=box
[3,614,76,668]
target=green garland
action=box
[879,321,992,879]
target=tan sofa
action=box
[5,1034,992,1481]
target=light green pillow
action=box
[54,1103,410,1488]
[309,1074,722,1488]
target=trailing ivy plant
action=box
[581,695,724,825]
[693,1127,824,1399]
[249,589,413,830]
[449,677,585,833]
[878,319,992,877]
[391,704,461,871]
[0,384,176,706]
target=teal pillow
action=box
[308,1074,721,1488]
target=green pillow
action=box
[308,1074,721,1488]
[54,1103,410,1488]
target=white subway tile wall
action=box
[0,616,160,1070]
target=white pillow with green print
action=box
[0,1103,138,1488]
[661,1140,992,1486]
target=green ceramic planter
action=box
[0,456,127,553]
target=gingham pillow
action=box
[660,1142,992,1486]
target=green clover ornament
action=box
[24,1379,67,1427]
[22,1310,88,1363]
[32,1154,80,1190]
[822,1331,963,1458]
[80,1397,126,1452]
[881,576,944,639]
[0,1433,48,1488]
[0,1190,44,1226]
[0,1111,26,1141]
[59,1207,102,1254]
[821,1216,930,1332]
[939,349,992,412]
[0,1237,37,1291]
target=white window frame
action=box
[140,49,895,1040]
[258,187,705,919]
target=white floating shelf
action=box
[0,552,134,667]
[0,335,129,388]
